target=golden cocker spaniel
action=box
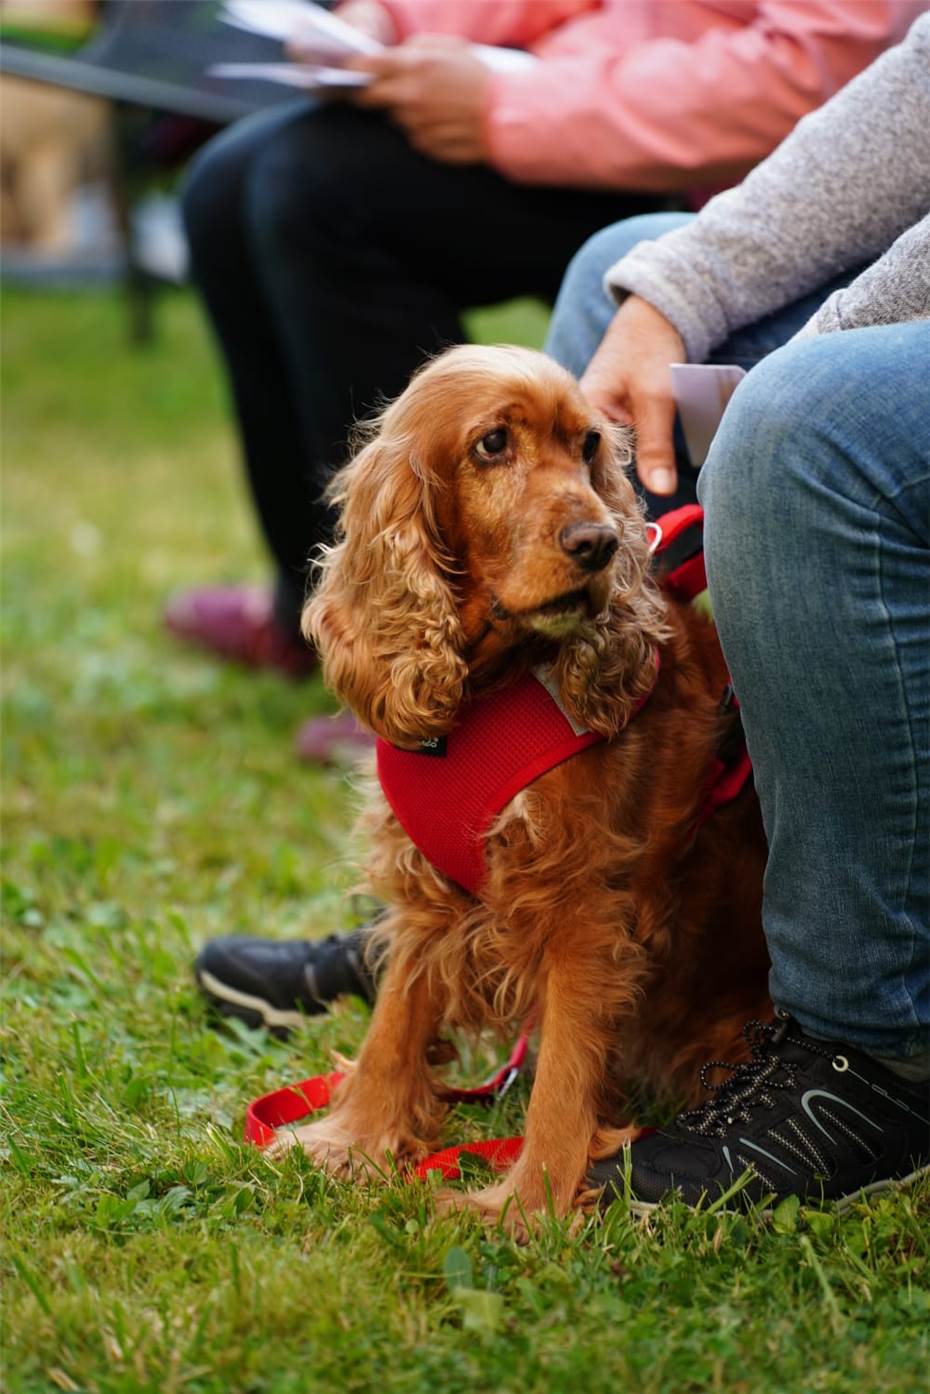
[276,345,770,1228]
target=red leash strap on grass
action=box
[245,1074,523,1179]
[245,1035,529,1149]
[440,1033,528,1103]
[414,1136,524,1182]
[409,1037,529,1178]
[245,1071,345,1148]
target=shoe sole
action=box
[196,967,308,1034]
[625,1162,930,1220]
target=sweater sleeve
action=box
[604,14,930,362]
[483,1,915,190]
[798,215,930,338]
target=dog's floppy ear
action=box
[555,423,669,735]
[589,419,637,519]
[303,420,467,748]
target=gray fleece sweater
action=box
[605,12,930,363]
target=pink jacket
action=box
[377,1,923,189]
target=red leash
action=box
[245,1034,529,1175]
[245,1071,345,1150]
[413,1135,523,1182]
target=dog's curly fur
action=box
[277,345,770,1228]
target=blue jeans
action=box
[546,213,930,1059]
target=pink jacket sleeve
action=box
[377,0,596,47]
[481,2,921,190]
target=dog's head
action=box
[304,345,667,745]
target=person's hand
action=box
[330,0,399,46]
[580,296,686,496]
[288,1,398,61]
[348,37,492,164]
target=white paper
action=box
[209,61,371,89]
[221,0,382,55]
[472,44,537,73]
[669,363,746,468]
[219,0,538,74]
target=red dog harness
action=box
[377,506,752,896]
[378,670,623,895]
[246,508,752,1164]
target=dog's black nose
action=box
[559,522,619,573]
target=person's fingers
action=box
[630,391,678,494]
[351,75,414,108]
[579,383,628,424]
[405,128,443,157]
[578,363,633,424]
[405,127,477,162]
[387,103,441,135]
[346,48,413,73]
[351,84,392,108]
[349,88,382,108]
[335,0,399,45]
[578,298,684,495]
[402,32,468,50]
[350,46,440,77]
[344,53,391,75]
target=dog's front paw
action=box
[434,1180,525,1237]
[436,1175,567,1240]
[267,1116,427,1180]
[267,1118,360,1177]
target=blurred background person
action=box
[0,0,108,260]
[167,0,919,762]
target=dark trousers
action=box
[182,101,666,634]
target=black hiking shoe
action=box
[195,928,378,1035]
[591,1013,929,1215]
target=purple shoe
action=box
[296,711,376,765]
[164,585,316,679]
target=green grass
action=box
[2,286,927,1394]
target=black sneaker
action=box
[590,1014,929,1215]
[194,928,378,1035]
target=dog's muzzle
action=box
[559,522,619,573]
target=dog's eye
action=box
[582,430,601,464]
[474,427,509,460]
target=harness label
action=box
[531,665,589,737]
[414,736,447,757]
